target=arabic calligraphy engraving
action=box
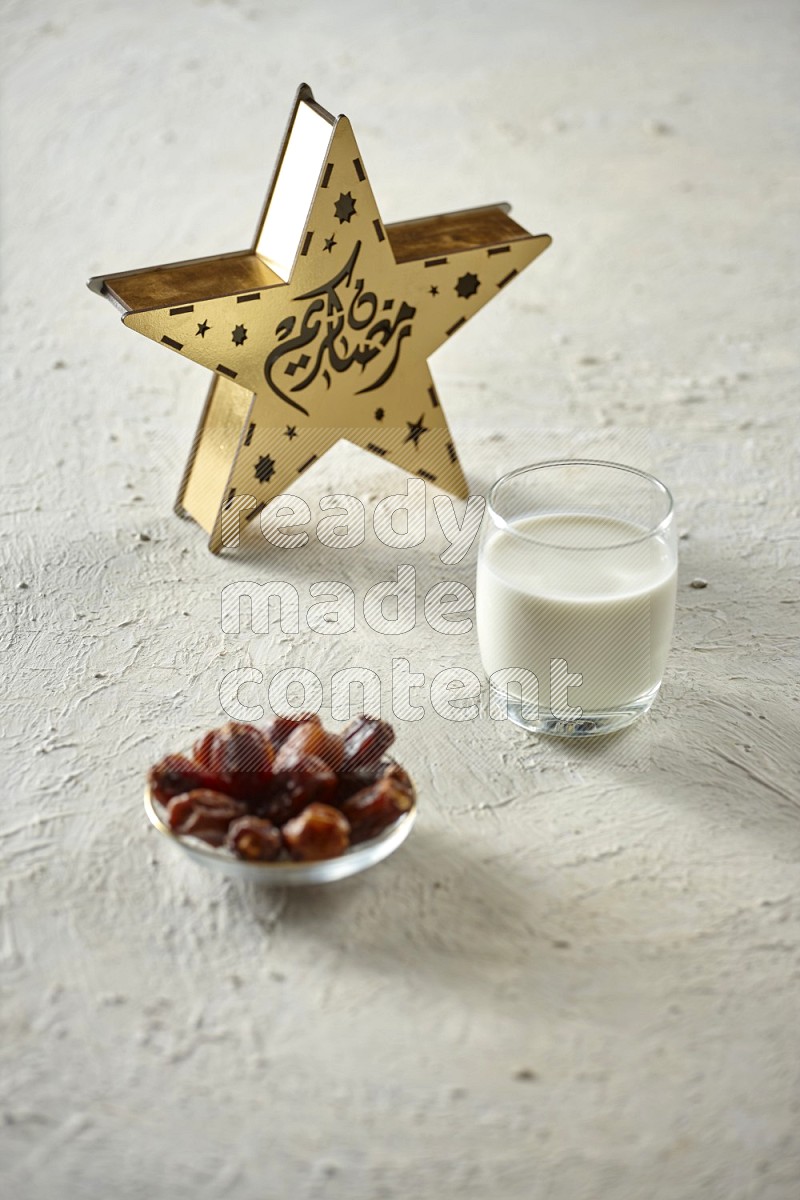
[263,242,416,416]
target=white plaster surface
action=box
[2,1,799,1197]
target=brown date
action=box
[282,803,351,861]
[192,722,274,800]
[226,816,282,862]
[333,764,384,806]
[148,754,217,807]
[340,715,395,772]
[166,790,247,846]
[341,775,414,845]
[274,722,345,772]
[334,757,411,807]
[264,753,337,824]
[263,712,320,751]
[380,762,414,797]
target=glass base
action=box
[494,683,661,738]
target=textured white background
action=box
[2,1,799,1197]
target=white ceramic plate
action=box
[144,784,416,886]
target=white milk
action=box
[476,513,677,713]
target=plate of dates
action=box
[144,714,416,885]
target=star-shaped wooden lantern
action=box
[89,85,551,552]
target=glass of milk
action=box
[476,460,677,736]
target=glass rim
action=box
[486,459,675,551]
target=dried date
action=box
[340,715,395,772]
[192,722,274,801]
[380,762,414,797]
[263,713,320,751]
[341,775,414,845]
[166,790,247,846]
[333,765,383,806]
[265,753,337,824]
[275,722,345,772]
[282,803,351,862]
[226,816,282,862]
[335,759,413,808]
[148,754,216,806]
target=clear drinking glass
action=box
[476,460,677,736]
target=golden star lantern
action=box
[89,84,551,553]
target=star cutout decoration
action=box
[89,84,551,552]
[255,454,276,483]
[405,414,429,448]
[334,192,357,224]
[455,272,480,299]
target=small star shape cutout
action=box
[334,192,356,223]
[284,425,298,440]
[455,272,480,299]
[404,414,429,448]
[255,454,276,483]
[429,286,439,297]
[232,324,248,346]
[196,320,210,337]
[323,235,337,253]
